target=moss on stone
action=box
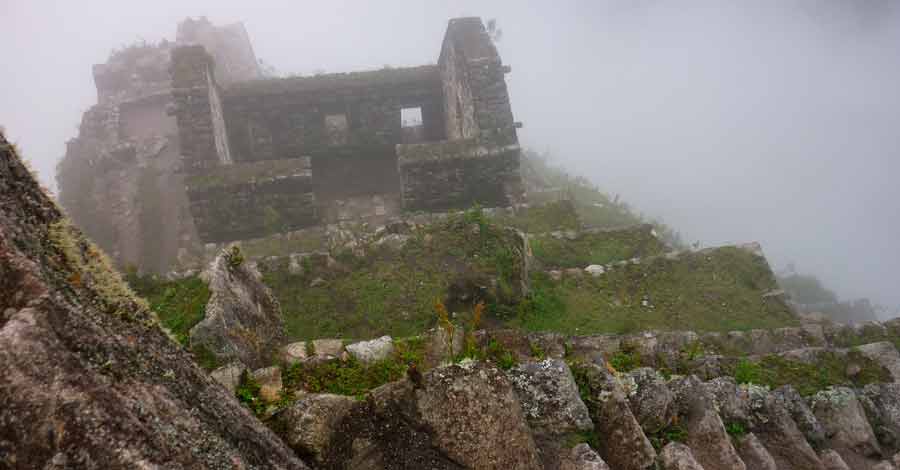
[48,220,153,323]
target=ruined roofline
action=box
[223,64,441,96]
[439,16,502,66]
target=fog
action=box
[4,0,900,314]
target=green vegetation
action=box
[48,220,152,323]
[529,225,667,269]
[264,207,526,341]
[225,245,245,270]
[728,351,891,396]
[236,370,266,416]
[649,424,689,451]
[491,200,580,233]
[514,247,798,335]
[127,272,211,345]
[608,347,642,373]
[725,421,747,439]
[481,339,518,370]
[282,337,425,400]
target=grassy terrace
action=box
[263,207,526,341]
[515,247,797,335]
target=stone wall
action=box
[439,17,517,144]
[58,42,203,273]
[222,66,445,163]
[176,17,261,85]
[186,158,317,243]
[398,135,523,211]
[171,46,230,173]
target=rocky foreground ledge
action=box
[0,133,307,468]
[206,313,900,470]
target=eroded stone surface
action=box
[579,362,657,470]
[0,131,306,468]
[736,433,778,470]
[669,375,746,470]
[190,249,286,369]
[812,387,883,469]
[210,361,247,394]
[345,335,394,364]
[507,358,593,435]
[273,393,358,464]
[659,442,706,470]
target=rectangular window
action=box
[401,107,423,128]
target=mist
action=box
[4,0,900,315]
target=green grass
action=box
[264,208,527,341]
[529,225,668,269]
[282,336,425,400]
[236,370,266,416]
[491,200,581,233]
[513,247,798,335]
[729,351,891,396]
[126,272,211,344]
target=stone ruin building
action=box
[57,16,522,273]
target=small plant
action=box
[305,341,316,357]
[236,370,265,416]
[725,421,747,439]
[225,245,244,271]
[734,359,762,385]
[530,342,546,360]
[608,347,641,373]
[434,299,455,358]
[462,302,485,358]
[484,338,517,370]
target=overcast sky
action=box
[4,0,899,313]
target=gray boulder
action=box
[280,341,309,365]
[410,360,543,469]
[747,385,825,470]
[669,375,746,470]
[578,362,657,470]
[311,338,345,358]
[736,433,778,470]
[812,387,884,468]
[819,449,851,470]
[210,361,247,394]
[773,385,827,448]
[856,342,900,382]
[626,367,676,433]
[345,335,394,364]
[507,358,593,435]
[705,379,824,470]
[190,249,286,369]
[560,444,612,470]
[658,442,706,470]
[860,383,900,454]
[273,393,359,464]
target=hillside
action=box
[128,152,796,360]
[6,128,900,469]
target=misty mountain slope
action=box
[0,132,306,468]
